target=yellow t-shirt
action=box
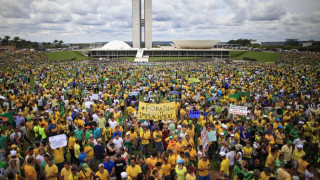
[198,159,210,177]
[162,164,171,176]
[53,148,65,163]
[153,131,162,142]
[80,169,93,180]
[220,158,230,176]
[24,164,37,180]
[259,171,275,180]
[68,136,75,150]
[126,165,142,179]
[168,155,176,171]
[61,168,72,180]
[45,164,59,180]
[243,146,253,158]
[265,153,275,170]
[95,169,109,180]
[85,146,94,159]
[297,159,308,174]
[292,150,305,161]
[140,131,151,145]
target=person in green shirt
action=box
[74,126,84,140]
[0,130,7,154]
[39,123,47,140]
[84,126,93,142]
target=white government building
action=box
[88,0,230,62]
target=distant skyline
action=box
[1,0,320,43]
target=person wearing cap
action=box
[281,140,293,164]
[198,155,211,180]
[219,151,229,178]
[45,157,59,180]
[126,158,142,180]
[95,163,110,180]
[123,132,133,153]
[175,159,187,180]
[292,144,306,170]
[85,126,93,141]
[80,163,94,180]
[260,167,275,180]
[153,126,164,154]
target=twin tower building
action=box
[132,0,152,49]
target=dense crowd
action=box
[0,50,319,180]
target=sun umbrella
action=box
[169,91,179,95]
[188,78,200,83]
[130,91,139,96]
[208,97,219,101]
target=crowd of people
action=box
[0,50,319,180]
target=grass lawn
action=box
[45,51,88,61]
[230,51,281,62]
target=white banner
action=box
[49,134,67,149]
[230,105,248,116]
[201,127,209,150]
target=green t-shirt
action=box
[0,136,7,149]
[85,130,93,141]
[75,130,84,140]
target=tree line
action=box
[0,35,65,50]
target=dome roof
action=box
[101,40,132,50]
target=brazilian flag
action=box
[233,166,253,180]
[0,111,14,125]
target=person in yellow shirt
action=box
[45,158,59,180]
[126,159,142,180]
[161,158,172,179]
[198,155,211,180]
[153,127,164,153]
[186,145,197,163]
[79,163,94,180]
[140,126,151,156]
[259,167,275,180]
[292,144,305,172]
[84,143,94,169]
[265,148,279,171]
[219,152,229,178]
[96,164,110,180]
[243,142,253,166]
[68,132,76,164]
[24,156,37,180]
[60,163,71,180]
[297,155,309,174]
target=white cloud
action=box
[0,0,319,43]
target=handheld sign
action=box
[138,102,176,121]
[189,110,200,118]
[229,105,247,116]
[49,134,67,149]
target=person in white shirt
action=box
[305,165,314,180]
[293,136,307,149]
[226,147,236,167]
[113,133,123,152]
[108,117,118,129]
[92,112,99,122]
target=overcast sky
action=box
[1,0,320,43]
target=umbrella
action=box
[130,92,139,96]
[188,78,200,83]
[169,91,179,95]
[208,97,219,101]
[85,101,94,109]
[288,94,299,99]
